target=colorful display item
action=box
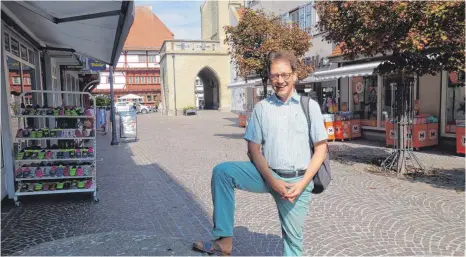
[456,121,465,155]
[385,115,439,150]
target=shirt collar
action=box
[272,90,300,105]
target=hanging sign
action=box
[88,58,107,71]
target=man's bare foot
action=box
[216,237,232,255]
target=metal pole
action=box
[109,66,119,145]
[172,55,177,116]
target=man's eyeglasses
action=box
[269,73,293,81]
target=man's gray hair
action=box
[266,51,298,73]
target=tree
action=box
[316,1,465,174]
[91,95,111,107]
[224,8,313,98]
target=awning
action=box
[119,94,143,100]
[313,61,382,81]
[228,79,262,89]
[2,1,135,66]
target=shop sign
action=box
[88,58,106,71]
[389,130,396,139]
[327,126,335,135]
[429,129,437,139]
[352,124,360,133]
[418,130,426,141]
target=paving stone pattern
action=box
[2,111,465,256]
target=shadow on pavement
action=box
[329,143,465,192]
[1,133,283,256]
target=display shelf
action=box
[15,186,95,196]
[15,137,95,141]
[12,90,98,206]
[16,176,94,181]
[14,115,93,119]
[15,158,95,162]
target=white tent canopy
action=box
[119,94,143,100]
[2,1,134,66]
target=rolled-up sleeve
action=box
[244,104,263,145]
[309,99,328,143]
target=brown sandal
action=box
[192,241,231,256]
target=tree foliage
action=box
[316,1,465,75]
[224,8,313,86]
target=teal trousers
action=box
[211,161,313,256]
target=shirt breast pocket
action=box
[294,115,309,136]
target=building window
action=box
[138,55,147,62]
[141,77,146,84]
[290,9,299,25]
[147,95,152,102]
[12,76,21,84]
[134,77,140,84]
[148,55,156,63]
[4,32,10,52]
[128,77,133,84]
[156,77,160,83]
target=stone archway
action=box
[197,66,220,110]
[159,40,231,116]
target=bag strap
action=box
[300,96,313,147]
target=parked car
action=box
[137,104,150,114]
[115,102,131,113]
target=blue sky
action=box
[135,0,203,40]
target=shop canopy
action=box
[1,1,134,66]
[312,61,382,82]
[228,79,262,88]
[119,94,143,100]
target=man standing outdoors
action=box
[193,51,328,256]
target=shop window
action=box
[381,74,416,127]
[10,37,20,57]
[7,57,37,134]
[28,49,35,64]
[138,55,147,62]
[446,71,465,133]
[4,32,10,52]
[20,44,28,61]
[352,76,377,127]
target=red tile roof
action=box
[329,42,344,57]
[123,6,174,51]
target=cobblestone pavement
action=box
[2,111,465,256]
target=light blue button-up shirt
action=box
[244,91,328,171]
